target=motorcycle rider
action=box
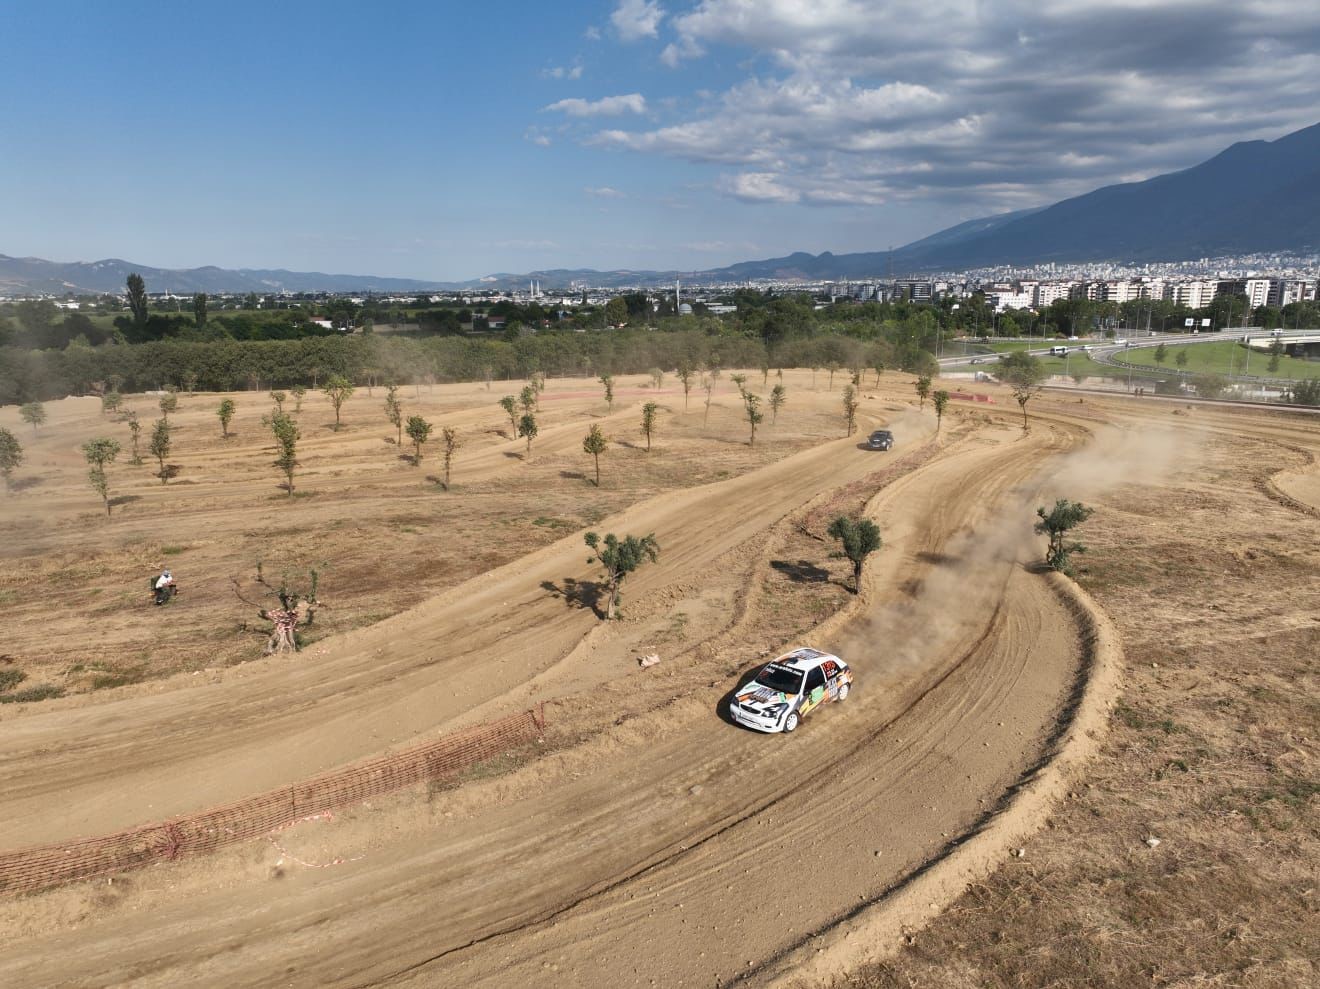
[153,569,176,605]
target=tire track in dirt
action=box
[0,413,1095,988]
[0,404,894,847]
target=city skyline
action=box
[3,1,1320,281]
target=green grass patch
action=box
[160,544,188,555]
[1122,340,1320,379]
[0,669,28,692]
[0,684,65,704]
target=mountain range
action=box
[4,121,1318,296]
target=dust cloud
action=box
[1042,421,1200,504]
[830,506,1038,680]
[831,420,1199,682]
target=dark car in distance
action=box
[866,429,894,451]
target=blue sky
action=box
[3,1,1319,281]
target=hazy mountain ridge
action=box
[5,121,1318,295]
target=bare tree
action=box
[232,562,322,654]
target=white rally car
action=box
[728,647,853,733]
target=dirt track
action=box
[6,374,1308,986]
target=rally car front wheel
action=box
[783,711,799,733]
[837,683,850,701]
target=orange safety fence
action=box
[0,704,546,896]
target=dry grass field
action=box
[0,371,1315,988]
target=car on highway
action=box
[729,648,853,733]
[865,429,894,451]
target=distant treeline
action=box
[0,323,938,404]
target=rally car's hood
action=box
[734,683,799,712]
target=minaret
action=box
[675,278,680,311]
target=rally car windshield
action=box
[754,665,804,693]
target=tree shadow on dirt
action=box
[716,662,772,730]
[9,477,43,492]
[916,550,960,566]
[108,494,142,508]
[502,451,524,459]
[770,559,831,583]
[541,578,605,618]
[560,470,587,481]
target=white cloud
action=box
[584,25,602,41]
[546,93,648,117]
[544,62,584,80]
[611,0,665,41]
[577,0,1320,209]
[584,186,627,198]
[718,172,800,204]
[524,129,552,147]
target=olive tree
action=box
[600,373,615,412]
[322,374,354,430]
[842,384,859,436]
[915,375,932,408]
[584,531,660,620]
[158,391,178,422]
[769,384,787,423]
[291,385,307,414]
[997,351,1046,430]
[439,426,461,489]
[385,384,404,445]
[271,411,300,495]
[649,367,664,389]
[406,414,432,466]
[150,418,173,483]
[20,402,46,434]
[270,390,286,414]
[932,389,950,431]
[519,384,537,415]
[640,401,659,451]
[499,394,518,434]
[518,411,538,456]
[82,437,121,515]
[0,428,22,490]
[217,398,236,438]
[828,515,882,593]
[102,392,123,416]
[583,423,608,486]
[742,390,763,446]
[126,411,143,464]
[676,361,695,410]
[1035,498,1094,577]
